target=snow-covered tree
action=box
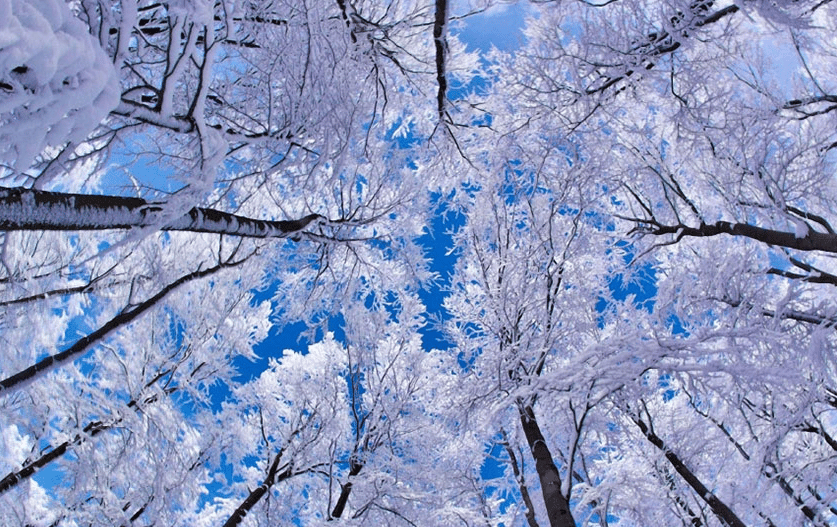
[0,0,471,524]
[482,0,837,523]
[2,0,837,525]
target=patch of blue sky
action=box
[231,314,345,384]
[445,3,530,105]
[30,461,64,496]
[596,238,657,309]
[199,452,238,508]
[58,298,95,364]
[452,3,529,54]
[100,148,184,197]
[658,372,677,402]
[417,192,464,351]
[480,440,507,481]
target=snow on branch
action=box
[0,187,325,238]
[632,217,837,253]
[0,255,248,397]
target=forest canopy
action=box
[1,0,836,526]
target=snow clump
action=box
[0,0,119,170]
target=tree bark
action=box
[644,220,837,253]
[433,0,448,119]
[0,420,108,495]
[222,451,291,527]
[0,187,323,238]
[518,404,576,527]
[329,460,363,519]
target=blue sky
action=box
[454,3,528,53]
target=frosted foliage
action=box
[0,424,30,472]
[0,0,118,170]
[1,480,60,526]
[2,0,837,524]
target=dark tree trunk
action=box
[433,0,448,119]
[643,219,837,253]
[631,415,746,527]
[222,451,291,527]
[518,404,576,527]
[329,461,363,519]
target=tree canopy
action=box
[1,0,836,525]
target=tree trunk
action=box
[631,415,747,527]
[222,451,291,527]
[518,404,576,527]
[329,461,363,519]
[0,187,323,238]
[433,0,448,119]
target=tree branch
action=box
[636,219,837,253]
[222,450,293,527]
[629,411,746,527]
[0,187,324,239]
[0,257,246,396]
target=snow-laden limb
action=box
[630,217,837,254]
[0,0,118,171]
[627,407,747,527]
[0,186,325,238]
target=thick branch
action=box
[783,94,837,118]
[0,387,174,496]
[686,392,823,523]
[640,219,837,253]
[0,187,323,238]
[716,297,837,327]
[0,420,108,495]
[329,460,363,519]
[222,451,292,527]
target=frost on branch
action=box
[0,0,119,171]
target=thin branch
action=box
[0,256,248,396]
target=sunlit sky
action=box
[454,2,528,52]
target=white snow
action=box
[791,217,810,239]
[0,0,119,171]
